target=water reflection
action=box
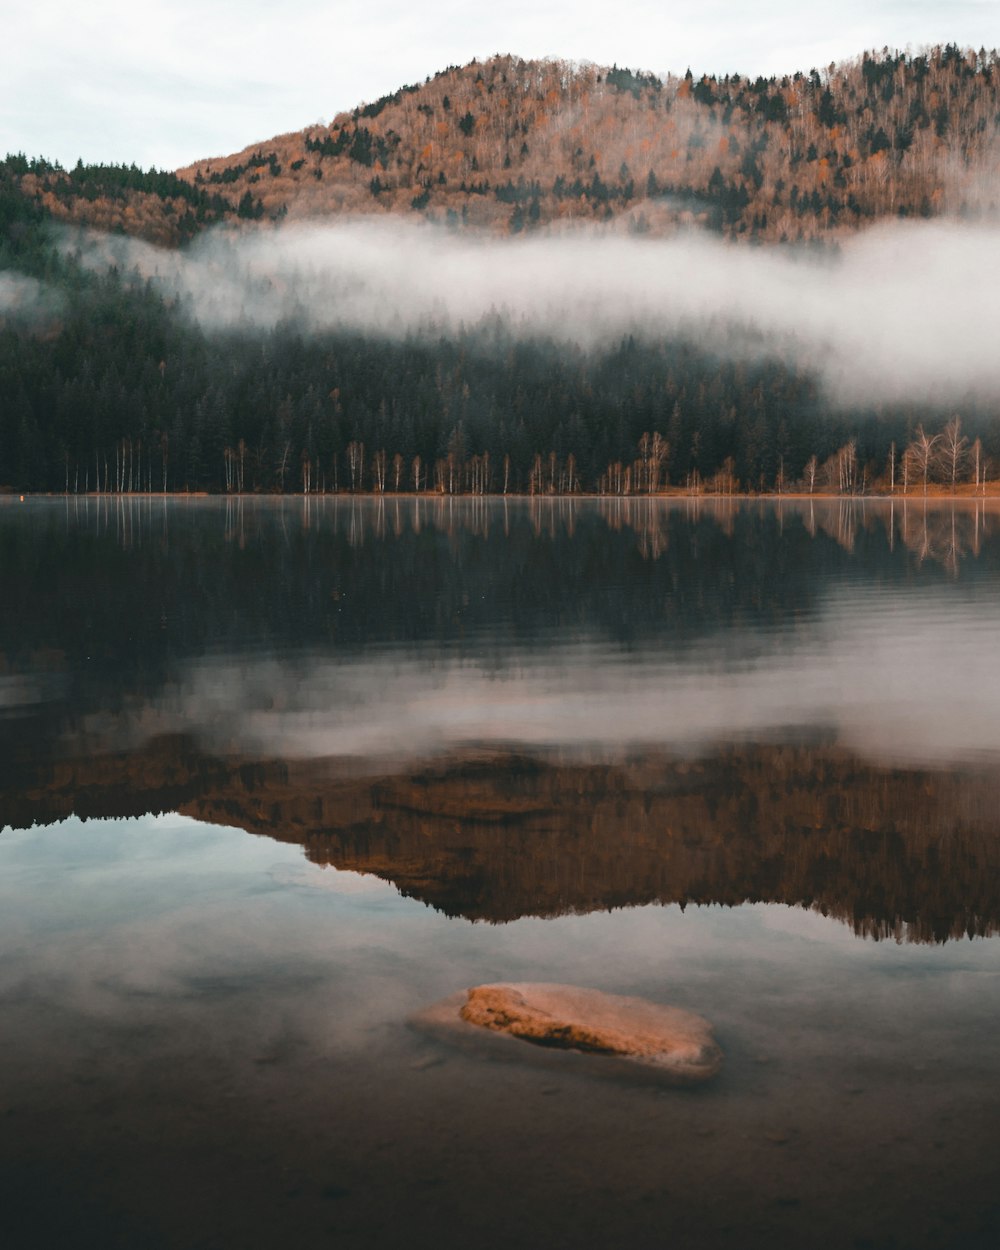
[5,738,1000,943]
[81,592,998,767]
[5,498,1000,1247]
[6,491,1000,572]
[3,813,1000,1250]
[3,497,1000,945]
[592,493,998,572]
[4,497,1000,699]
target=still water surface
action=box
[2,496,1000,1248]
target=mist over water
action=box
[55,216,1000,406]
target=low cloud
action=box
[0,271,61,323]
[63,215,1000,406]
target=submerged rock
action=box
[414,982,722,1084]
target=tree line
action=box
[2,289,996,496]
[1,191,998,496]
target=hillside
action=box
[7,45,1000,246]
[180,47,1000,242]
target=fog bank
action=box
[62,216,1000,406]
[0,271,61,322]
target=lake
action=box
[2,494,1000,1249]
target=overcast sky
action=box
[4,1,1000,171]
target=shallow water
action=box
[2,495,1000,1248]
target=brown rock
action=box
[414,982,722,1083]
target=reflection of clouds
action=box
[268,861,399,897]
[4,816,1000,1090]
[759,905,866,947]
[98,585,1000,768]
[0,672,65,710]
[823,594,1000,765]
[0,815,428,1067]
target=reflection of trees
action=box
[590,496,997,574]
[597,496,675,558]
[7,736,1000,945]
[892,499,993,574]
[4,498,1000,746]
[250,745,1000,943]
[814,499,859,553]
[26,495,1000,578]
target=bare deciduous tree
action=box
[904,426,940,495]
[346,440,365,491]
[371,448,387,493]
[971,438,985,494]
[937,416,968,492]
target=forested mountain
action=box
[2,46,1000,494]
[8,46,1000,246]
[182,46,1000,243]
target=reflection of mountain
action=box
[6,734,1000,943]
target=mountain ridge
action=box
[7,45,1000,247]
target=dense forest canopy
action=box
[2,46,1000,495]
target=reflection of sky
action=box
[91,583,1000,768]
[3,815,1000,1078]
[4,814,1000,1250]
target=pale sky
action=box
[3,1,1000,170]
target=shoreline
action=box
[6,489,1000,503]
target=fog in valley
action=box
[50,216,1000,407]
[0,270,61,322]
